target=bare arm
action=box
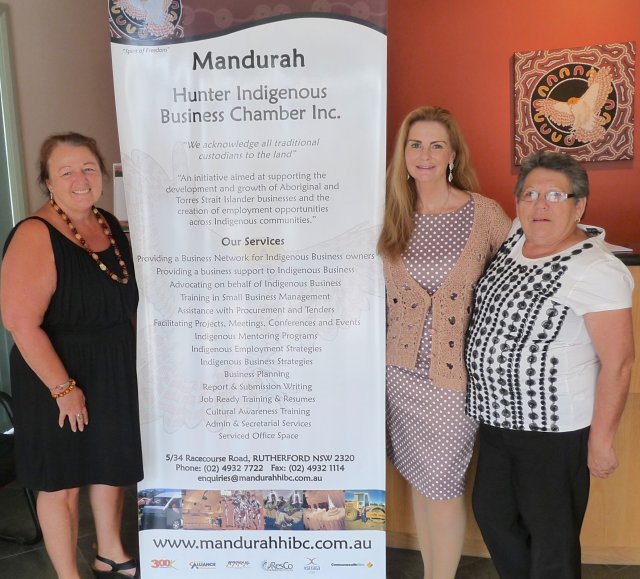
[0,220,87,431]
[584,308,635,478]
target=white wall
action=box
[1,0,119,212]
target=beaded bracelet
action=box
[50,379,71,395]
[51,378,76,399]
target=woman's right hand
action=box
[56,387,88,432]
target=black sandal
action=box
[93,554,139,578]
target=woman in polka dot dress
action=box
[378,106,511,579]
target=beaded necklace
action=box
[49,199,129,284]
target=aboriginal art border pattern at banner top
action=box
[108,0,387,43]
[513,41,635,164]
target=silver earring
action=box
[49,190,53,201]
[448,162,454,183]
[407,172,411,180]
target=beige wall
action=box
[2,1,119,212]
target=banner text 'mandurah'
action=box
[193,49,305,71]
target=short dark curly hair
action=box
[515,151,589,201]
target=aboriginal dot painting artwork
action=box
[513,42,635,163]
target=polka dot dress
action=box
[386,198,478,500]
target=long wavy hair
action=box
[377,106,479,258]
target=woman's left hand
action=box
[587,440,618,478]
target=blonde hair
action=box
[377,106,479,257]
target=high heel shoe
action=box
[92,554,139,578]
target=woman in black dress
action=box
[0,133,142,578]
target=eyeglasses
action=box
[518,190,576,203]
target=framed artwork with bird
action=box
[513,42,635,163]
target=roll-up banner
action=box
[108,1,387,576]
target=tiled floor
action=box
[0,485,139,579]
[0,484,638,578]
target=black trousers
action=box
[472,423,590,579]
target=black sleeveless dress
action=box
[4,211,143,491]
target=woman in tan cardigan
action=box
[378,106,510,579]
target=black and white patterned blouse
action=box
[465,220,633,432]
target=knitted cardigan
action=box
[384,192,511,391]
